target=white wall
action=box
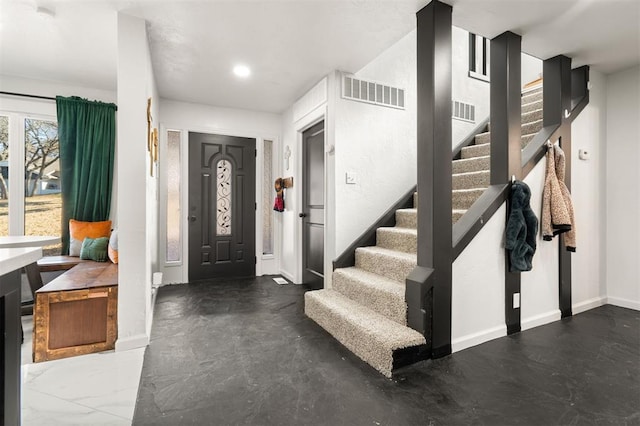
[334,30,417,257]
[452,26,490,145]
[571,69,608,313]
[452,204,506,352]
[521,160,561,329]
[116,12,158,350]
[159,99,282,283]
[0,75,116,106]
[605,65,640,310]
[278,75,334,284]
[452,68,610,350]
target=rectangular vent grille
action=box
[342,75,405,110]
[452,100,475,123]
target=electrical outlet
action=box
[513,293,520,309]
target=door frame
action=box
[158,122,280,284]
[293,104,335,288]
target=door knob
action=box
[188,216,197,222]
[299,213,307,218]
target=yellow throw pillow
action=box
[69,219,112,257]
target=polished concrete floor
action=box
[134,277,639,425]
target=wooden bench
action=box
[33,261,118,363]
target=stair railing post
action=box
[490,31,522,335]
[543,55,573,318]
[407,0,452,358]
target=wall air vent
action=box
[452,100,475,123]
[342,74,405,110]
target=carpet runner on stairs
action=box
[304,86,543,377]
[452,86,543,222]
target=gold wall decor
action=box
[146,98,152,152]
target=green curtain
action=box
[56,96,117,254]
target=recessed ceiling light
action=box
[233,64,251,78]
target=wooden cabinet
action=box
[33,262,118,363]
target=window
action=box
[262,140,273,255]
[0,112,61,254]
[469,33,490,82]
[24,118,61,255]
[0,115,8,237]
[166,130,181,262]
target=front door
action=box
[188,132,256,281]
[301,121,325,289]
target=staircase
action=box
[452,85,543,222]
[304,86,543,377]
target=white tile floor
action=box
[21,316,145,425]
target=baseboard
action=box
[115,334,149,352]
[279,269,296,284]
[521,309,561,331]
[573,296,606,315]
[452,324,506,353]
[606,296,640,311]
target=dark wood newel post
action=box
[490,31,522,335]
[406,0,452,358]
[543,55,573,318]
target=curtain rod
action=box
[0,91,56,101]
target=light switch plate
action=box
[513,293,520,309]
[346,172,357,184]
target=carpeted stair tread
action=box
[304,289,426,377]
[522,119,543,136]
[377,227,417,254]
[521,89,543,104]
[355,246,416,282]
[522,99,543,114]
[452,155,490,174]
[333,267,406,325]
[452,188,485,210]
[453,209,466,224]
[474,132,491,145]
[395,208,417,229]
[452,170,490,190]
[461,143,490,159]
[522,108,543,124]
[521,133,536,148]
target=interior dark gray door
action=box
[301,121,325,289]
[188,132,256,281]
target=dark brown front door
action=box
[188,132,256,280]
[301,121,325,289]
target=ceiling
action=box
[1,0,638,113]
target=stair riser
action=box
[452,171,490,190]
[452,211,464,224]
[486,107,543,133]
[522,90,543,104]
[452,190,484,210]
[521,134,535,149]
[452,156,490,174]
[304,293,397,377]
[461,143,490,159]
[376,228,417,254]
[395,210,417,229]
[523,119,543,135]
[522,99,543,114]
[477,121,542,148]
[355,250,416,282]
[332,271,406,325]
